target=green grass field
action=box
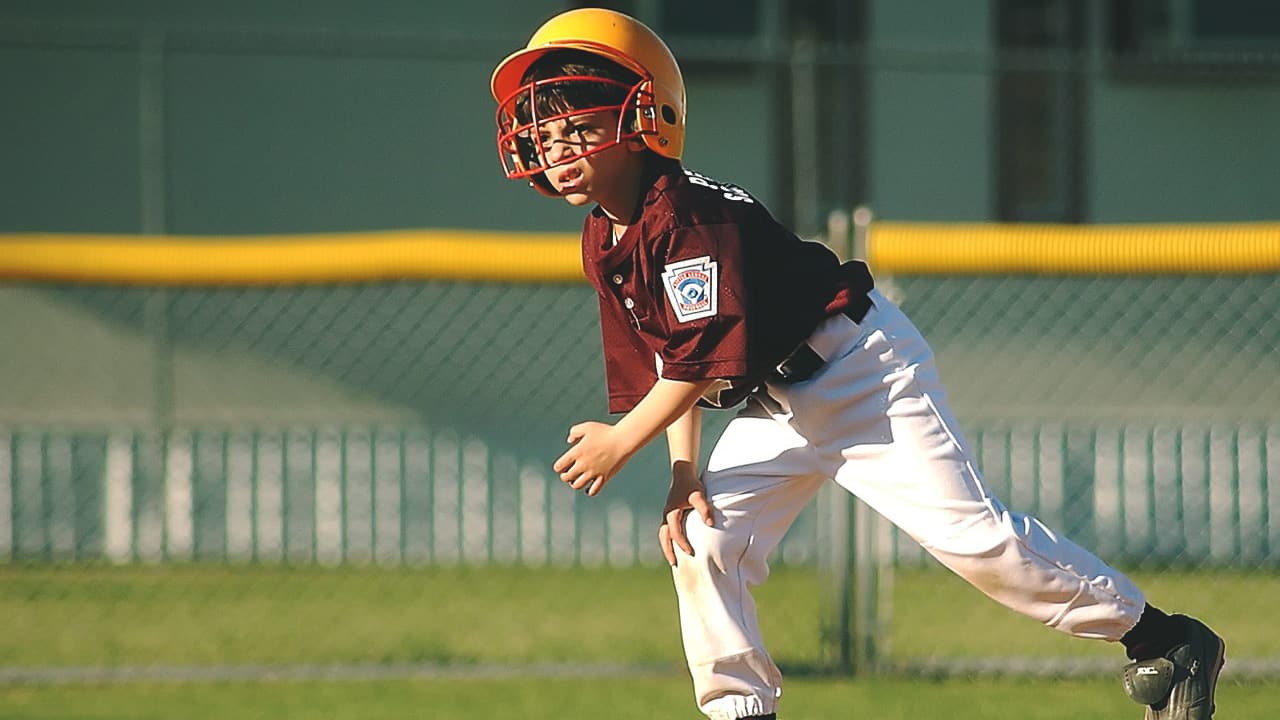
[3,676,1276,720]
[1,563,1275,718]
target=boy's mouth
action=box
[556,168,583,192]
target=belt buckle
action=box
[773,356,798,383]
[772,343,823,384]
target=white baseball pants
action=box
[672,290,1146,720]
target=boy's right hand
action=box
[659,460,714,567]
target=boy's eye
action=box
[531,119,606,151]
[573,123,607,142]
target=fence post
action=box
[851,206,870,261]
[815,210,854,671]
[852,497,882,674]
[816,482,854,672]
[849,203,880,671]
[818,209,888,674]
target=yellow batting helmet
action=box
[490,8,686,191]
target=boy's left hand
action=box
[553,421,633,496]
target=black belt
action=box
[769,292,873,385]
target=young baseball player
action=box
[490,8,1224,720]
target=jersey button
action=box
[623,298,635,309]
[612,274,624,285]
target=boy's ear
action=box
[625,138,647,152]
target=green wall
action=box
[1089,81,1280,222]
[1,0,1276,232]
[1,44,144,232]
[866,0,994,221]
[0,0,592,234]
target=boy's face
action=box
[528,110,645,207]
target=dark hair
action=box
[515,49,641,128]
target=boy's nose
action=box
[546,139,577,165]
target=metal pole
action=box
[851,205,889,674]
[816,481,854,672]
[816,209,855,672]
[139,27,172,434]
[140,25,173,432]
[140,27,175,561]
[826,209,850,259]
[851,205,872,260]
[854,204,903,304]
[852,498,879,674]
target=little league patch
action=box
[662,256,719,322]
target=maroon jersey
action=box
[582,164,874,413]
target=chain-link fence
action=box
[850,272,1280,678]
[2,267,1278,677]
[4,1,1279,688]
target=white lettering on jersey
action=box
[662,256,719,322]
[684,169,755,204]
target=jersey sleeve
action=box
[653,223,750,382]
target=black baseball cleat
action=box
[1121,615,1225,719]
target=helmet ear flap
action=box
[631,82,657,137]
[626,78,680,157]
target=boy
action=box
[489,8,1223,720]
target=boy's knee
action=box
[671,519,765,592]
[672,525,731,579]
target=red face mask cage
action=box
[495,74,657,182]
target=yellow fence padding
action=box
[0,230,584,285]
[1,222,1277,285]
[868,222,1280,275]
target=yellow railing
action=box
[1,222,1277,284]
